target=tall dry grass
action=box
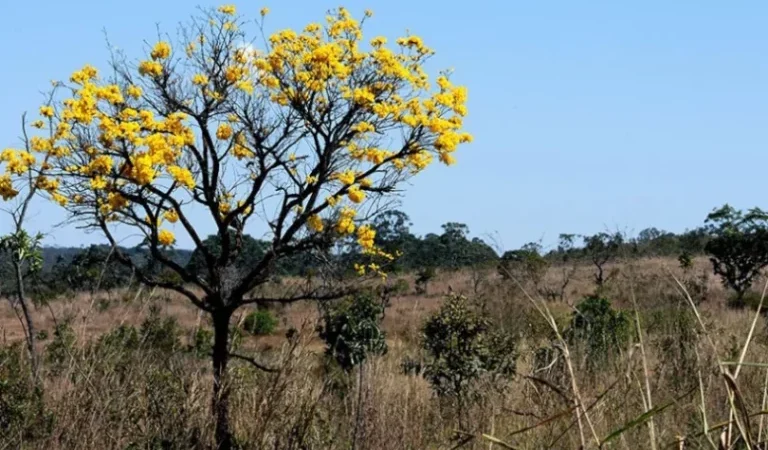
[1,256,767,449]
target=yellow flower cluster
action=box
[218,4,236,15]
[307,214,324,232]
[139,60,163,77]
[1,149,36,175]
[347,185,365,203]
[158,229,176,246]
[356,224,375,250]
[150,42,171,60]
[216,123,233,140]
[167,165,195,189]
[335,207,356,234]
[164,209,179,223]
[0,175,18,200]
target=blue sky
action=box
[1,1,767,251]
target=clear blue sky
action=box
[2,1,767,251]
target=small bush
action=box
[319,292,387,371]
[99,324,140,351]
[422,294,516,400]
[191,327,213,357]
[0,343,52,441]
[139,305,180,352]
[46,321,76,372]
[566,296,630,372]
[242,309,278,336]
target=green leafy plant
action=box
[703,204,768,307]
[421,294,516,424]
[242,309,278,336]
[415,267,436,295]
[319,291,387,371]
[139,305,180,352]
[566,296,630,372]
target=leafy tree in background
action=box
[0,5,473,447]
[498,242,549,287]
[704,204,768,306]
[49,245,133,292]
[582,232,624,289]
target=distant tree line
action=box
[0,209,722,296]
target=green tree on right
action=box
[704,204,768,307]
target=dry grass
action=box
[1,256,767,449]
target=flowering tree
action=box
[1,4,471,447]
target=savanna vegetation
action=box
[1,4,767,450]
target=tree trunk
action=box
[212,308,233,450]
[13,260,38,380]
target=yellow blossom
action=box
[39,106,54,118]
[335,170,356,185]
[167,165,195,189]
[150,41,171,60]
[138,60,163,77]
[260,7,269,16]
[218,4,236,15]
[0,175,18,200]
[347,185,365,203]
[356,224,376,249]
[158,229,176,246]
[216,123,233,140]
[51,192,68,206]
[307,214,324,232]
[351,121,375,134]
[192,73,209,86]
[164,209,179,223]
[335,207,356,234]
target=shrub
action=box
[242,309,278,336]
[99,324,141,351]
[319,291,387,371]
[566,296,630,372]
[191,327,214,358]
[46,321,76,372]
[415,267,436,295]
[0,343,52,442]
[139,305,180,352]
[422,294,516,411]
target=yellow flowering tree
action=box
[4,5,471,447]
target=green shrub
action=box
[0,343,52,442]
[319,292,387,371]
[99,324,140,351]
[242,309,278,336]
[191,327,213,357]
[422,295,516,400]
[139,305,180,352]
[46,321,76,372]
[566,296,630,372]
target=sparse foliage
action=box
[582,232,623,289]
